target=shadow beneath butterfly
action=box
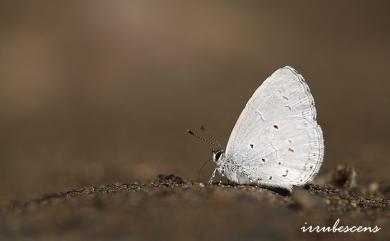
[208,180,291,197]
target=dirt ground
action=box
[1,172,389,241]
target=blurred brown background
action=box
[0,0,389,205]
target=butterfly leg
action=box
[208,168,217,185]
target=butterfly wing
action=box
[221,66,324,189]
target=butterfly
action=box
[204,66,324,191]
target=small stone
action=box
[368,182,379,193]
[199,182,205,188]
[291,189,322,209]
[331,164,357,189]
[156,174,184,184]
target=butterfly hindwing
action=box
[220,66,324,189]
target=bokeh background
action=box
[0,0,389,205]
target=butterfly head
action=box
[212,149,225,163]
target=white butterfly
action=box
[210,66,324,191]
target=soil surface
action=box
[1,174,389,241]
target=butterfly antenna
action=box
[199,125,222,149]
[187,129,217,148]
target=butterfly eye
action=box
[250,144,254,148]
[213,151,224,162]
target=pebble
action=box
[331,164,357,189]
[368,182,379,194]
[291,189,321,209]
